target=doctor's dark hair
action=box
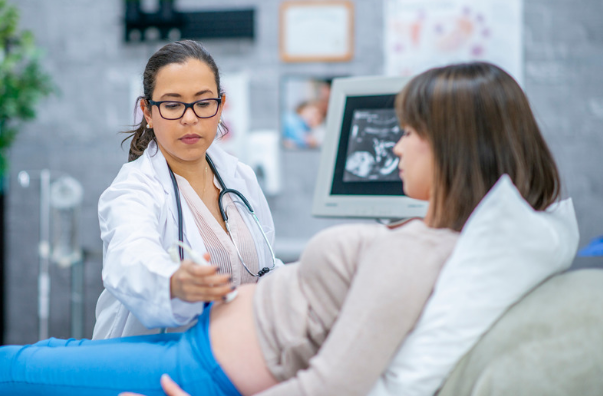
[122,40,227,161]
[396,62,561,232]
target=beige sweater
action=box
[253,220,459,396]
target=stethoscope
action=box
[167,154,276,277]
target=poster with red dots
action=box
[384,0,523,84]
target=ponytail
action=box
[121,97,157,162]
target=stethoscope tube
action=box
[167,154,275,277]
[167,167,185,261]
[206,155,254,222]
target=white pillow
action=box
[368,174,579,396]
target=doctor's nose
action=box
[181,107,199,124]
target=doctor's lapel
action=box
[147,142,208,257]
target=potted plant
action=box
[0,0,53,344]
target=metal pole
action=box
[70,258,84,339]
[38,169,51,341]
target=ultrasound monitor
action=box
[312,76,428,219]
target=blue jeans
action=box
[0,307,241,396]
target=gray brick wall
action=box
[3,0,602,344]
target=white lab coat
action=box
[93,141,282,339]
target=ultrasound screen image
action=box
[343,109,403,182]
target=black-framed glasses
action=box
[148,97,222,120]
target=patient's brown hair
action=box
[396,62,561,232]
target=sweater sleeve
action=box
[256,223,457,396]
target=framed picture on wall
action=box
[280,76,338,150]
[280,1,354,62]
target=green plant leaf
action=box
[0,0,54,176]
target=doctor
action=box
[93,40,282,339]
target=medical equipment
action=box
[168,241,238,303]
[167,154,276,278]
[49,176,84,268]
[246,130,281,196]
[312,75,428,219]
[18,169,85,340]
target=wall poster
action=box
[384,0,523,84]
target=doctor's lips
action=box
[179,134,201,144]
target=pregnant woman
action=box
[0,61,560,396]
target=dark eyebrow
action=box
[159,89,214,100]
[160,93,181,99]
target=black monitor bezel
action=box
[330,94,405,196]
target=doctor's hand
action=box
[170,253,235,302]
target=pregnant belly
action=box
[210,284,279,395]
